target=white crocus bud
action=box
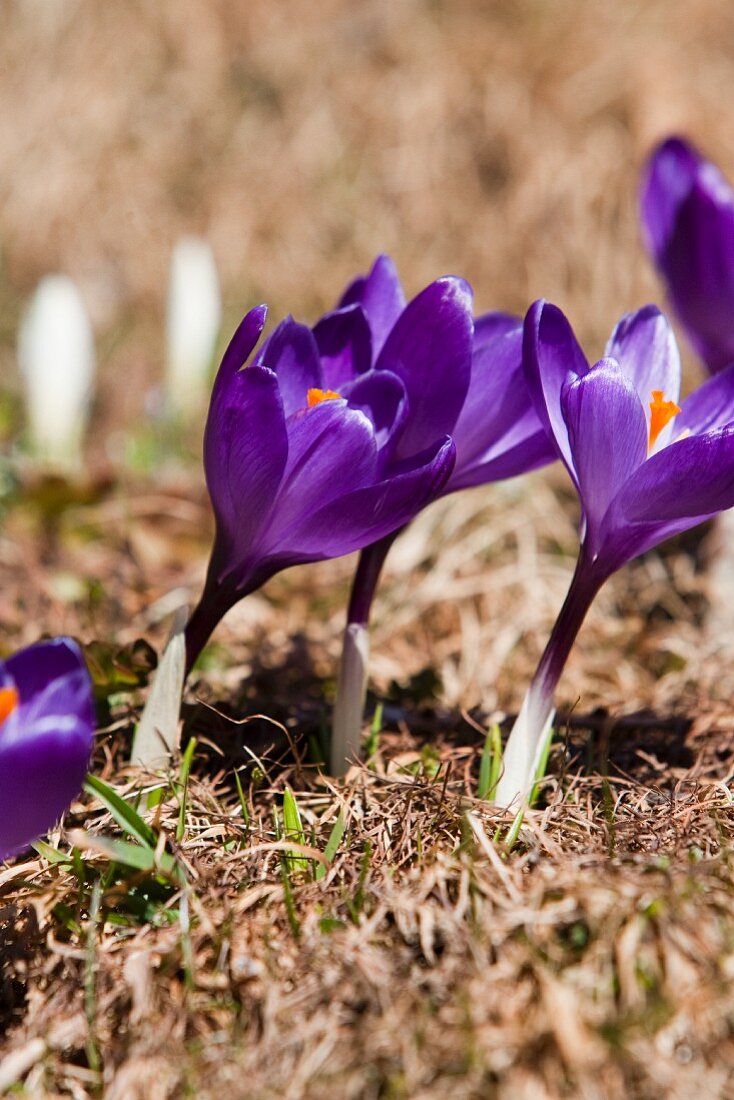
[18,275,95,470]
[165,237,222,419]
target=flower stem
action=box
[330,530,401,775]
[184,578,238,674]
[330,622,371,776]
[345,532,398,625]
[493,551,605,808]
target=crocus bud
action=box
[165,237,222,419]
[18,275,95,469]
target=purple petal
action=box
[339,254,406,359]
[677,362,734,435]
[604,306,681,424]
[342,370,408,457]
[210,305,268,405]
[255,317,321,416]
[312,304,373,389]
[204,364,288,575]
[450,426,555,492]
[7,637,92,721]
[0,722,92,861]
[600,426,734,568]
[286,436,456,558]
[262,401,378,552]
[662,175,734,372]
[474,311,521,349]
[562,359,648,553]
[642,139,734,373]
[452,324,539,476]
[640,137,702,263]
[0,638,94,862]
[522,300,589,483]
[376,276,474,460]
[447,318,555,489]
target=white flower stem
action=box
[330,622,370,776]
[329,533,398,776]
[493,682,556,809]
[493,553,604,809]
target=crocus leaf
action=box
[131,607,187,769]
[83,774,158,849]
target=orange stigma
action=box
[0,686,19,726]
[307,387,342,408]
[648,390,681,450]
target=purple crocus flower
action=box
[326,256,556,773]
[641,136,734,374]
[183,294,461,669]
[0,637,95,861]
[495,299,734,807]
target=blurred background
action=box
[2,0,734,715]
[3,0,734,435]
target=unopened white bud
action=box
[165,237,222,419]
[18,275,95,469]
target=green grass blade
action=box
[73,832,176,875]
[504,805,525,851]
[528,722,555,808]
[365,702,383,761]
[176,737,197,843]
[283,788,309,873]
[314,809,346,882]
[477,723,502,800]
[32,839,72,865]
[84,773,157,849]
[84,878,102,1073]
[234,768,250,825]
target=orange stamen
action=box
[0,686,19,726]
[307,387,342,408]
[648,389,681,450]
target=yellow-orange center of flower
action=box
[0,686,19,726]
[307,387,342,408]
[648,390,681,450]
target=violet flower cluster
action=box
[11,133,734,866]
[181,164,734,804]
[183,279,467,669]
[181,256,556,774]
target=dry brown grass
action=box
[3,1,734,1097]
[2,712,734,1099]
[2,0,734,424]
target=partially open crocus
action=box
[0,637,95,861]
[495,300,734,808]
[183,300,458,669]
[641,137,734,374]
[328,256,556,773]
